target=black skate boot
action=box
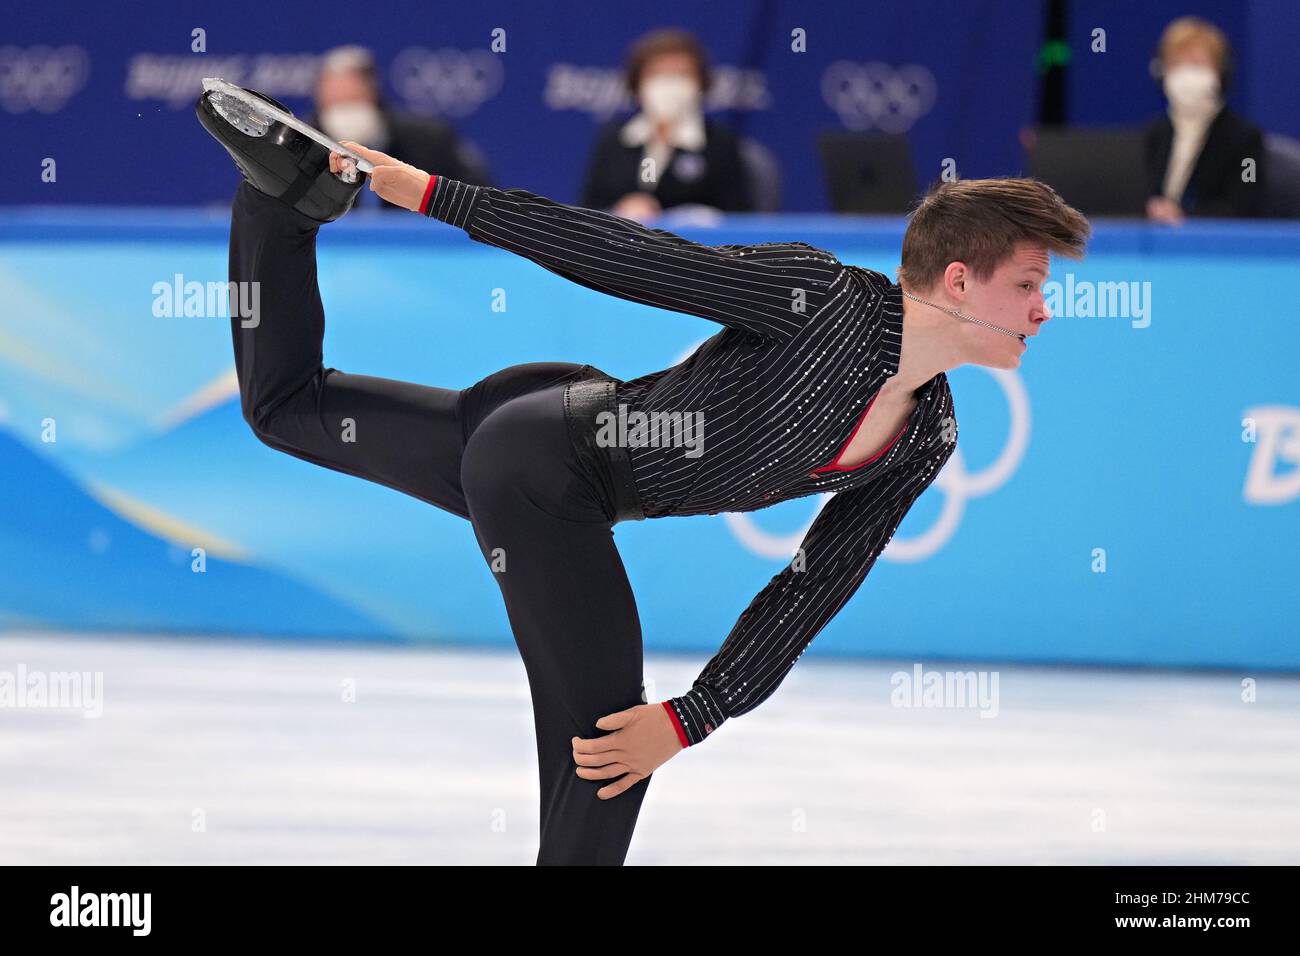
[196,84,365,223]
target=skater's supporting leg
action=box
[460,385,652,865]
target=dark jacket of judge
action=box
[579,115,754,212]
[1143,106,1266,217]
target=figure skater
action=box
[197,85,1089,865]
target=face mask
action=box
[640,74,701,123]
[320,101,387,146]
[1163,64,1221,119]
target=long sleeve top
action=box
[419,175,959,747]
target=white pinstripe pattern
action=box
[426,178,959,746]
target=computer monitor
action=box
[818,131,919,214]
[1026,126,1148,216]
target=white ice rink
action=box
[2,631,1297,865]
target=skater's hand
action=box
[330,141,433,213]
[572,702,683,799]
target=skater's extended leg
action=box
[228,180,597,519]
[229,180,472,517]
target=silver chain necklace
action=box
[902,290,1025,340]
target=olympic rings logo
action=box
[0,45,89,114]
[390,47,504,118]
[667,339,1029,563]
[820,61,937,134]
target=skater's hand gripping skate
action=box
[329,141,433,212]
[572,703,684,799]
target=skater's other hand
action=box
[572,703,683,799]
[330,141,433,213]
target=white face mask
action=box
[320,101,387,145]
[1163,64,1221,119]
[640,74,701,123]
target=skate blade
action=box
[201,77,376,176]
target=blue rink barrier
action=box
[1,205,1297,670]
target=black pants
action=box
[228,181,651,865]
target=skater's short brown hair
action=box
[897,178,1091,292]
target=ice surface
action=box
[3,631,1298,864]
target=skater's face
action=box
[949,243,1051,371]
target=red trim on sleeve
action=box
[662,701,691,748]
[418,174,438,215]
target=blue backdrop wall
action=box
[1,205,1297,670]
[7,0,1049,211]
[7,1,1297,211]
